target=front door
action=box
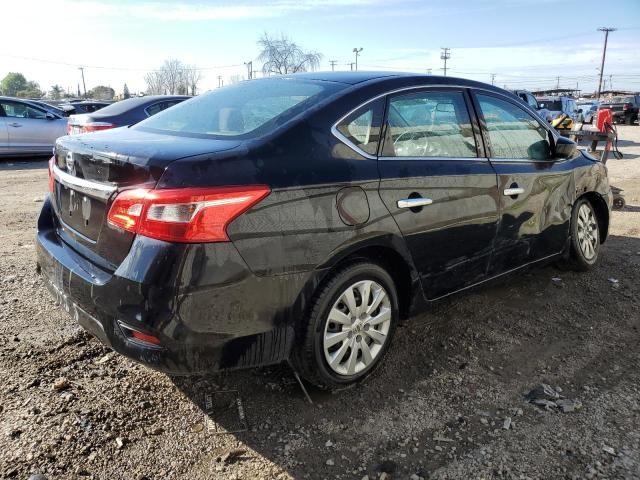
[377,88,500,300]
[0,100,65,153]
[471,91,573,275]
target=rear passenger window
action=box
[146,102,166,116]
[335,99,384,156]
[477,94,550,160]
[382,91,477,158]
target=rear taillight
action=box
[107,186,270,243]
[48,156,55,193]
[68,122,116,134]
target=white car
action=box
[0,97,68,156]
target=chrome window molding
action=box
[330,83,557,160]
[53,164,117,200]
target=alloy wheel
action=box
[576,203,598,260]
[323,280,392,376]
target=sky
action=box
[1,0,639,96]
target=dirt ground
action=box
[0,126,639,480]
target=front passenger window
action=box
[477,94,550,160]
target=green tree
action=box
[123,83,130,99]
[1,72,28,96]
[89,85,115,100]
[49,85,64,100]
[17,81,43,98]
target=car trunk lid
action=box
[51,128,241,270]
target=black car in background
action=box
[599,95,640,125]
[67,95,188,134]
[37,73,612,389]
[59,101,111,116]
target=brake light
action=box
[107,186,270,243]
[68,122,116,134]
[48,156,55,193]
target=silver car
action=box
[0,97,68,156]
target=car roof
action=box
[279,71,411,85]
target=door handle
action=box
[503,187,524,196]
[397,197,433,209]
[8,122,22,127]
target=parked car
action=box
[28,100,70,118]
[0,96,68,156]
[59,101,111,115]
[37,73,612,389]
[536,96,579,123]
[598,95,640,125]
[512,89,550,123]
[67,95,188,134]
[579,104,599,124]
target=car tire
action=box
[292,262,398,390]
[564,197,601,271]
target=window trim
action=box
[332,98,385,159]
[470,89,556,163]
[379,87,483,161]
[331,83,541,160]
[144,101,167,117]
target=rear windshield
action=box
[538,100,562,111]
[135,79,346,139]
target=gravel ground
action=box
[0,126,639,480]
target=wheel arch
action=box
[577,191,610,243]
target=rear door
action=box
[378,88,500,300]
[471,91,573,274]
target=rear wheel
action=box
[563,198,601,271]
[293,262,398,390]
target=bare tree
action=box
[184,65,202,96]
[257,33,322,75]
[145,59,202,95]
[144,70,165,95]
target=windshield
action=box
[135,78,345,138]
[606,96,634,104]
[538,100,562,111]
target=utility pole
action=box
[426,68,432,75]
[78,66,87,97]
[352,48,363,71]
[556,76,560,90]
[490,73,496,86]
[244,61,253,80]
[440,48,450,76]
[329,60,338,71]
[349,62,355,71]
[217,76,223,88]
[596,27,616,100]
[608,74,613,92]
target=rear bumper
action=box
[36,197,309,374]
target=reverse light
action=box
[107,186,270,243]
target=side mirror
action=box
[553,135,577,159]
[45,112,56,120]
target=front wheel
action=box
[563,198,601,271]
[292,262,398,390]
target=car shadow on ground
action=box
[0,156,50,171]
[167,233,640,479]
